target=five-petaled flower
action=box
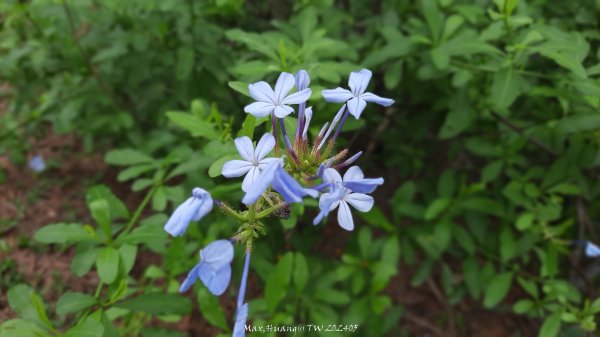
[164,188,213,237]
[29,154,46,172]
[244,72,312,118]
[313,167,383,231]
[222,133,282,192]
[179,239,234,295]
[322,68,394,119]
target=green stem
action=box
[256,203,287,219]
[219,202,246,222]
[121,185,157,236]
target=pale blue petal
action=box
[361,92,395,106]
[585,241,600,257]
[302,107,313,139]
[344,178,384,194]
[348,69,372,96]
[244,102,274,118]
[242,160,279,205]
[234,136,255,162]
[191,187,213,221]
[281,88,311,105]
[273,168,318,203]
[321,87,353,103]
[274,72,295,102]
[222,160,253,178]
[198,264,231,296]
[179,263,202,293]
[257,157,283,171]
[337,201,354,231]
[343,193,374,212]
[323,168,343,184]
[343,166,364,181]
[313,187,345,225]
[201,239,234,267]
[248,81,275,103]
[233,303,249,337]
[295,69,310,90]
[164,197,200,237]
[254,133,276,161]
[241,166,260,192]
[346,97,367,119]
[273,105,294,118]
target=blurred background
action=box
[1,0,600,336]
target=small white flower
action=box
[244,72,312,118]
[221,133,282,192]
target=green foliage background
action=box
[1,0,600,336]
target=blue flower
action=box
[29,155,46,172]
[585,241,600,257]
[222,133,282,192]
[179,239,234,295]
[322,69,394,119]
[164,188,213,237]
[244,72,312,118]
[313,167,382,231]
[242,161,318,205]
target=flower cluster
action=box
[162,69,393,336]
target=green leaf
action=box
[238,114,256,138]
[228,81,250,97]
[64,317,104,337]
[114,293,192,315]
[118,164,156,182]
[490,67,523,111]
[119,244,137,275]
[293,253,309,293]
[119,223,167,247]
[516,212,534,231]
[166,111,220,140]
[56,292,97,316]
[196,286,228,330]
[381,235,400,267]
[86,185,129,219]
[265,252,294,312]
[176,46,194,80]
[7,285,39,322]
[105,149,154,166]
[71,248,99,277]
[152,186,167,212]
[483,272,513,308]
[0,319,47,337]
[208,154,238,178]
[539,313,561,337]
[460,197,504,217]
[442,14,464,40]
[421,0,442,43]
[96,247,121,284]
[553,114,600,134]
[463,257,481,298]
[358,228,372,258]
[89,199,111,237]
[424,198,451,220]
[30,291,53,331]
[34,223,93,244]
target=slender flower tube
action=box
[295,70,310,140]
[302,107,313,139]
[318,105,346,150]
[164,188,213,237]
[322,68,394,119]
[232,252,251,337]
[179,240,234,295]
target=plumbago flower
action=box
[163,68,392,336]
[221,133,281,192]
[322,68,394,119]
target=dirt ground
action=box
[0,128,539,336]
